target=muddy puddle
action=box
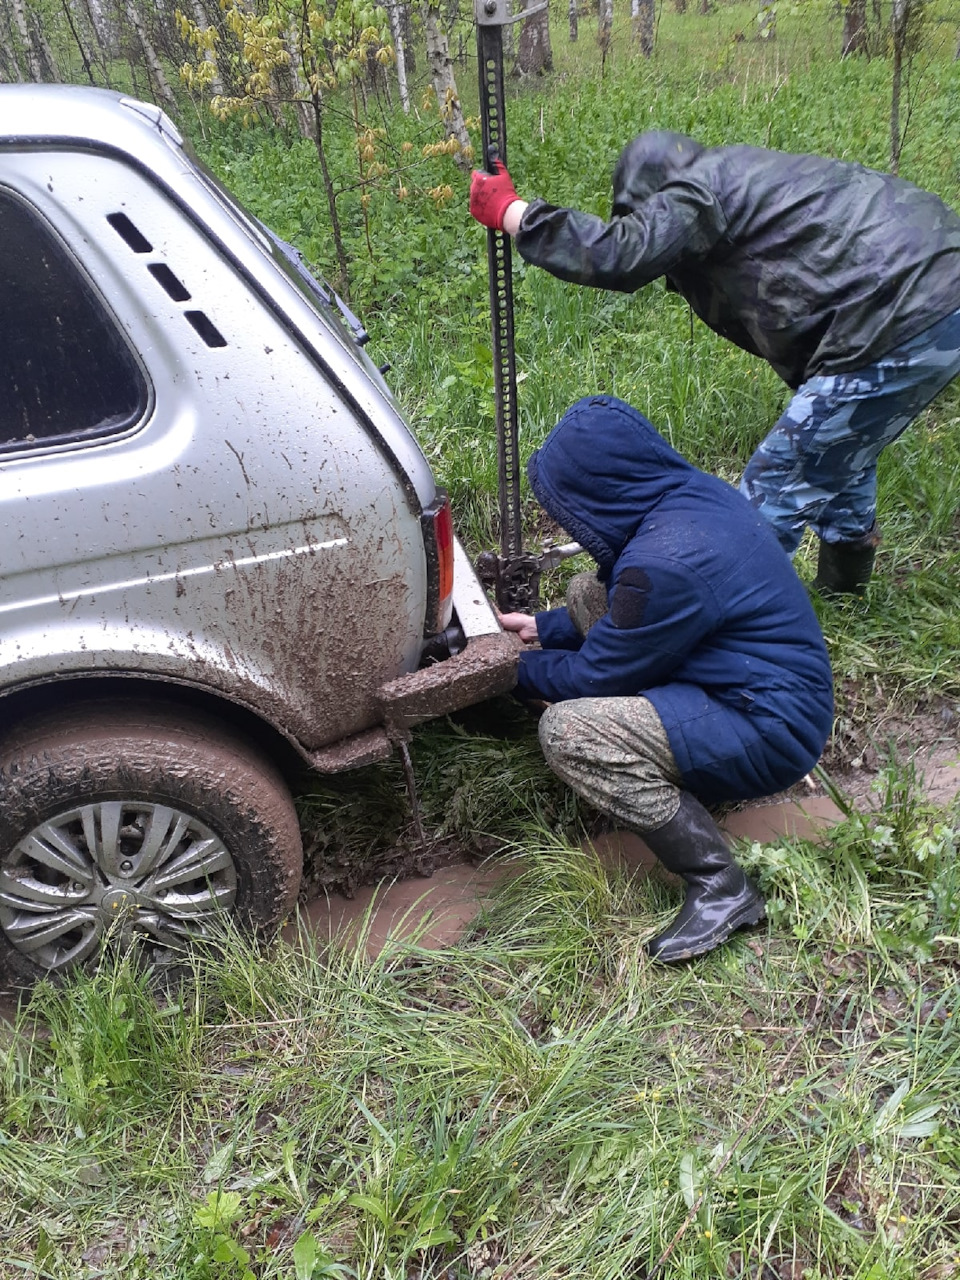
[288,791,849,958]
[291,750,960,958]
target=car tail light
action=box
[421,491,455,635]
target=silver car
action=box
[0,84,517,985]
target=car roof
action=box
[0,84,184,165]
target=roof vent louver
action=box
[107,212,152,254]
[184,311,227,348]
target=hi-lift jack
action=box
[473,0,580,614]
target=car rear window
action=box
[0,187,147,453]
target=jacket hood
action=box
[526,396,699,574]
[612,131,705,213]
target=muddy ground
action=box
[1,695,957,1009]
[293,694,960,956]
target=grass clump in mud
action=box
[295,698,588,896]
[3,773,959,1279]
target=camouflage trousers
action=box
[740,305,960,554]
[539,696,683,832]
[537,572,683,832]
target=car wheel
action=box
[0,700,303,986]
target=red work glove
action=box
[469,161,520,231]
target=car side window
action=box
[0,186,147,453]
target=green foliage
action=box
[740,767,960,957]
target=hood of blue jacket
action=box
[612,130,705,213]
[526,396,698,575]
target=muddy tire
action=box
[0,700,303,987]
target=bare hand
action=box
[497,610,538,643]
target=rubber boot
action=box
[643,792,766,963]
[813,523,881,596]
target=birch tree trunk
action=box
[123,0,178,111]
[568,0,578,40]
[633,0,654,52]
[841,0,867,55]
[642,0,655,52]
[757,0,776,40]
[0,9,24,81]
[597,0,613,61]
[190,0,223,95]
[81,0,117,62]
[386,0,410,112]
[423,1,471,167]
[31,3,59,78]
[11,0,46,80]
[515,0,553,75]
[276,23,315,138]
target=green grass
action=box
[5,8,960,1278]
[192,3,960,634]
[4,772,960,1277]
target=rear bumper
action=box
[307,629,520,773]
[378,630,520,735]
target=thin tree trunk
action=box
[123,0,178,111]
[598,0,613,62]
[890,39,903,172]
[60,0,97,82]
[842,0,867,55]
[386,0,410,112]
[568,0,578,40]
[11,0,45,80]
[307,83,351,299]
[889,0,908,172]
[423,2,471,166]
[399,2,415,71]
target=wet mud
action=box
[291,752,960,959]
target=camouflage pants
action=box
[740,306,960,554]
[537,573,683,831]
[539,696,683,832]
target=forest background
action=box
[3,0,960,1277]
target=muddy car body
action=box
[0,84,517,984]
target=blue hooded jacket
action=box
[518,396,834,805]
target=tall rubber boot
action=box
[643,792,766,963]
[813,523,881,596]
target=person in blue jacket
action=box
[500,395,834,962]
